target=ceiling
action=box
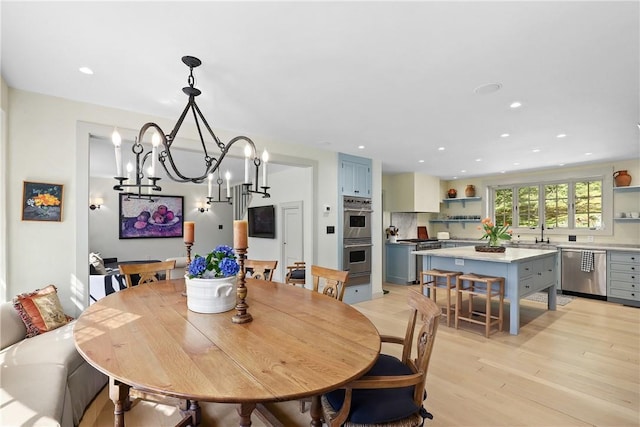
[2,1,638,180]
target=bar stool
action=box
[455,273,505,338]
[420,269,462,327]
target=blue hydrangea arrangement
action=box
[187,245,240,279]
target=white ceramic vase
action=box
[185,275,237,314]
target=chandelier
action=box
[112,56,270,200]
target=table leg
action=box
[310,395,322,427]
[108,377,131,427]
[238,402,256,427]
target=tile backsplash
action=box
[389,213,418,239]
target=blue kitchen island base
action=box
[414,246,558,335]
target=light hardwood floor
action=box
[80,284,640,426]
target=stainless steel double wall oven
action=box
[343,196,373,285]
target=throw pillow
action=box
[89,252,107,275]
[13,285,73,338]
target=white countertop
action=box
[412,245,557,263]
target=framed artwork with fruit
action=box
[119,194,184,239]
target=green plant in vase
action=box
[478,217,512,247]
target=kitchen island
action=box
[413,245,558,335]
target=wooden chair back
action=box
[165,257,188,279]
[322,288,441,426]
[119,260,176,288]
[285,261,306,286]
[244,259,278,281]
[311,265,349,301]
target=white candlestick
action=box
[262,149,269,187]
[147,167,153,194]
[151,132,160,178]
[208,173,213,198]
[112,129,123,177]
[244,144,252,184]
[225,171,231,198]
[126,162,133,182]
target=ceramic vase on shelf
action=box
[613,170,632,187]
[185,275,237,314]
[447,189,457,198]
[465,185,476,197]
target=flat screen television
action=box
[248,205,275,238]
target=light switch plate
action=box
[455,258,464,266]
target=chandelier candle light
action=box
[112,56,271,200]
[232,219,252,324]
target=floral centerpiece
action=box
[185,245,240,314]
[476,217,512,252]
[187,245,240,279]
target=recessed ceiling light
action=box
[556,133,567,138]
[452,176,458,179]
[79,66,93,75]
[475,158,482,162]
[532,149,541,153]
[473,82,502,95]
[500,133,510,138]
[461,170,466,173]
[501,171,506,174]
[558,163,565,166]
[585,152,593,156]
[438,147,445,151]
[510,101,522,109]
[357,145,365,150]
[418,160,425,163]
[513,162,520,166]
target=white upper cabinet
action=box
[383,173,440,212]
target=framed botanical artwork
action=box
[119,194,184,239]
[22,181,64,222]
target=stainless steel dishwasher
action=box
[561,248,607,299]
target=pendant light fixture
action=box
[113,56,271,200]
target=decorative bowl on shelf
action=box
[447,189,457,198]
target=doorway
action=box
[280,201,303,283]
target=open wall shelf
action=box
[441,196,481,208]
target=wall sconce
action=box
[197,202,208,213]
[89,198,104,210]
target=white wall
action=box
[246,166,313,282]
[89,176,234,262]
[430,159,640,245]
[4,88,359,315]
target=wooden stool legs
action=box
[455,273,505,338]
[420,269,462,327]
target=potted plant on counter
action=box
[476,218,512,253]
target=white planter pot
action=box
[185,275,237,314]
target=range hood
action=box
[383,173,440,212]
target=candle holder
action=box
[232,247,253,324]
[185,242,193,266]
[182,242,193,297]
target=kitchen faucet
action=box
[535,223,550,244]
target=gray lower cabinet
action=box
[607,251,640,307]
[343,284,372,304]
[385,243,417,285]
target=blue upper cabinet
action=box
[340,153,372,196]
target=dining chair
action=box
[165,257,188,279]
[311,265,349,301]
[244,259,278,281]
[321,288,441,427]
[285,261,306,286]
[119,260,176,288]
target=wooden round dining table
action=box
[73,278,381,427]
